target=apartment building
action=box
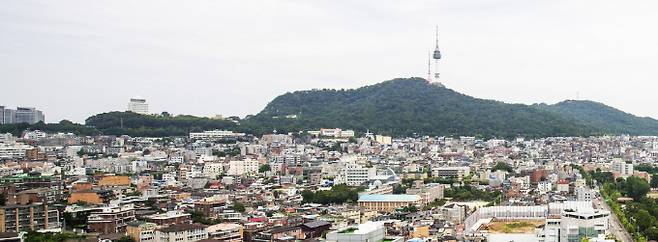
[145,210,192,226]
[156,223,208,242]
[127,221,157,242]
[0,202,60,232]
[227,159,259,176]
[207,223,243,242]
[87,203,136,234]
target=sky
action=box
[2,0,658,123]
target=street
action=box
[594,197,634,242]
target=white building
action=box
[23,130,47,140]
[316,128,355,138]
[156,223,208,242]
[553,208,610,242]
[168,155,184,164]
[339,163,377,186]
[326,222,386,242]
[611,159,633,177]
[203,162,224,178]
[375,135,392,145]
[538,181,553,193]
[576,187,596,202]
[227,159,259,176]
[0,143,33,159]
[189,130,245,140]
[128,97,149,114]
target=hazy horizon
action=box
[2,0,658,123]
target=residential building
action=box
[207,223,242,242]
[145,211,192,226]
[156,223,208,242]
[127,221,157,242]
[0,202,60,232]
[227,159,259,176]
[87,203,136,234]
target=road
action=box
[594,197,633,242]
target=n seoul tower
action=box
[432,26,442,84]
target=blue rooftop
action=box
[358,194,420,202]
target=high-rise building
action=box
[13,107,45,124]
[128,97,149,114]
[0,106,42,124]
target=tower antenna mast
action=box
[432,25,442,82]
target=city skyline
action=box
[2,0,658,123]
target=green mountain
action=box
[534,100,658,135]
[9,78,656,138]
[244,78,597,138]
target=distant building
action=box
[612,159,633,178]
[14,107,45,124]
[431,166,470,181]
[357,194,421,212]
[227,159,259,176]
[189,130,245,140]
[406,181,444,205]
[0,106,44,124]
[375,135,392,145]
[340,163,376,186]
[128,97,149,114]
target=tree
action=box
[491,162,514,173]
[393,184,407,194]
[232,202,246,213]
[259,164,271,173]
[651,177,658,189]
[624,176,650,200]
[635,209,656,231]
[646,227,658,240]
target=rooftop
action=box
[358,194,420,202]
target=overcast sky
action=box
[2,0,658,123]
